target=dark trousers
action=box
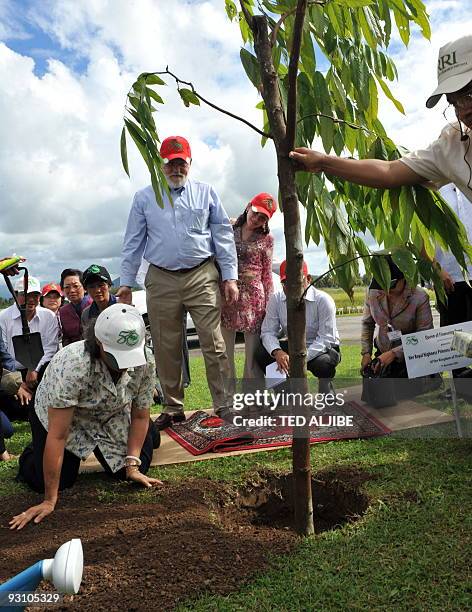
[255,340,340,393]
[436,281,472,377]
[437,281,472,326]
[17,406,155,493]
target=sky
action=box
[0,0,471,293]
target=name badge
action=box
[387,329,402,341]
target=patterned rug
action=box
[166,401,391,456]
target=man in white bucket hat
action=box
[11,303,162,530]
[289,34,472,336]
[290,34,472,200]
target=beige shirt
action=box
[35,340,155,472]
[400,123,472,201]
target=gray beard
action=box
[165,175,187,189]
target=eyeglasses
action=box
[446,86,472,109]
[63,283,82,290]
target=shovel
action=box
[3,267,44,371]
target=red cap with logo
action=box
[41,283,63,297]
[250,192,277,219]
[160,136,192,164]
[279,260,308,282]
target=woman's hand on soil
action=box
[10,501,55,530]
[127,468,163,488]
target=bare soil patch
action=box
[0,467,370,611]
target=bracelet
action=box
[125,455,141,466]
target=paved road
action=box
[189,313,440,353]
[336,313,440,342]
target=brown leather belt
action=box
[153,257,212,274]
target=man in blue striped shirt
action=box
[118,136,238,429]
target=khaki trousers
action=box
[221,328,265,382]
[145,260,231,414]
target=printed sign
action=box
[402,321,472,378]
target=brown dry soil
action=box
[0,467,370,611]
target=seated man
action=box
[0,275,59,415]
[0,330,32,460]
[11,304,162,530]
[0,324,32,438]
[256,260,341,394]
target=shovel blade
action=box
[12,332,44,371]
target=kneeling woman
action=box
[11,304,162,530]
[360,258,434,399]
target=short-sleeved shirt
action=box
[436,184,472,282]
[400,123,472,201]
[34,340,155,472]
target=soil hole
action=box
[235,468,370,533]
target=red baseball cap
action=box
[279,260,308,282]
[250,192,277,219]
[160,136,192,164]
[41,283,63,297]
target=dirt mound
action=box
[0,467,371,611]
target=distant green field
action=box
[323,286,366,310]
[323,286,436,313]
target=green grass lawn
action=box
[1,348,470,611]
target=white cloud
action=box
[0,0,468,287]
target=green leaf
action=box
[120,127,129,177]
[370,254,392,291]
[344,125,357,154]
[146,87,164,104]
[391,247,417,286]
[178,88,200,107]
[300,29,316,80]
[358,8,378,49]
[368,75,378,119]
[405,0,431,39]
[240,48,261,90]
[376,77,405,114]
[225,0,237,20]
[333,0,374,7]
[393,6,411,46]
[333,128,344,156]
[313,71,331,114]
[398,186,415,242]
[142,73,166,86]
[319,116,334,154]
[239,12,252,44]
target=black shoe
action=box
[154,412,186,431]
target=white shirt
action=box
[261,286,340,361]
[400,123,472,201]
[0,304,60,370]
[436,184,472,282]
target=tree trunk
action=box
[252,9,314,536]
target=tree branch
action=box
[271,0,328,47]
[239,0,254,30]
[152,68,272,139]
[252,15,287,149]
[285,0,308,154]
[297,112,386,139]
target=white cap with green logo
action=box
[94,303,146,369]
[427,35,472,108]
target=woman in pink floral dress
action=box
[221,192,277,381]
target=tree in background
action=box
[120,0,471,535]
